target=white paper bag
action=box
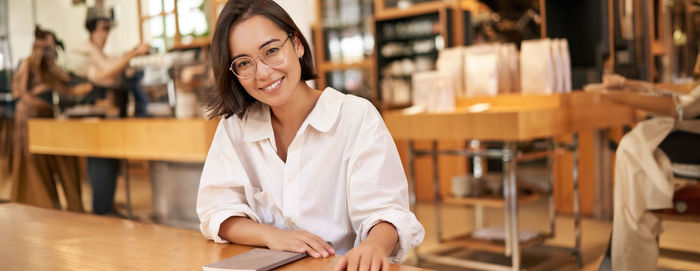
[520,39,555,94]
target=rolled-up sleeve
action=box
[346,102,425,263]
[197,119,260,243]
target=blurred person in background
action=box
[10,26,92,212]
[80,6,150,215]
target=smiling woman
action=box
[198,1,424,271]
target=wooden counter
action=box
[27,118,219,162]
[383,92,635,141]
[384,92,637,215]
[0,203,429,271]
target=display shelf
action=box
[443,193,541,208]
[380,50,438,61]
[375,1,450,21]
[442,231,549,254]
[314,0,376,102]
[320,59,374,71]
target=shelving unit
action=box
[312,0,377,102]
[443,193,540,208]
[402,136,580,271]
[373,1,472,109]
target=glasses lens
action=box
[231,57,255,78]
[260,43,285,66]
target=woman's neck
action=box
[269,83,321,129]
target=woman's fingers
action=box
[299,233,330,257]
[370,255,383,271]
[298,242,321,258]
[305,232,335,255]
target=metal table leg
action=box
[572,133,582,267]
[122,159,133,219]
[504,142,520,271]
[502,146,512,257]
[432,140,444,243]
[547,137,556,238]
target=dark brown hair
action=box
[208,0,318,119]
[34,26,69,90]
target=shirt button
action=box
[287,177,294,183]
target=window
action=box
[138,0,211,51]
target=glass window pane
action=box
[163,0,174,13]
[142,16,165,42]
[148,0,162,16]
[178,0,209,37]
[165,14,176,38]
[147,16,164,37]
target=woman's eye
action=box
[237,60,252,69]
[265,47,279,56]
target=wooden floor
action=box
[1,161,699,270]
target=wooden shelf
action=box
[443,231,548,254]
[320,59,373,71]
[375,1,450,21]
[442,193,540,208]
[516,150,563,161]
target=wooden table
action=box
[382,92,635,271]
[383,92,635,141]
[27,118,219,162]
[0,203,429,271]
[27,118,220,218]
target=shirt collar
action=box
[307,87,344,133]
[243,103,273,142]
[242,87,344,142]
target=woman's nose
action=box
[255,58,273,80]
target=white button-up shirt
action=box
[197,88,424,262]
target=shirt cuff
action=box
[357,210,425,263]
[202,207,261,243]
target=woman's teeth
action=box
[263,78,282,90]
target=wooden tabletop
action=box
[383,92,636,141]
[0,203,429,271]
[27,118,219,162]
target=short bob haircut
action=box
[208,0,318,119]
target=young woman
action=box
[197,1,424,270]
[11,27,92,211]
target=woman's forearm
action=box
[362,222,399,255]
[218,216,280,247]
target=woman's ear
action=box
[293,34,305,59]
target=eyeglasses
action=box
[229,33,293,79]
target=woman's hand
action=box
[132,42,151,56]
[333,242,390,271]
[30,83,51,95]
[264,229,335,259]
[333,222,398,271]
[72,83,93,96]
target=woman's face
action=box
[42,35,57,59]
[228,15,304,108]
[31,36,56,60]
[92,20,111,48]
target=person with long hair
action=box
[196,1,424,270]
[10,26,91,211]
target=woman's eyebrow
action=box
[231,38,282,60]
